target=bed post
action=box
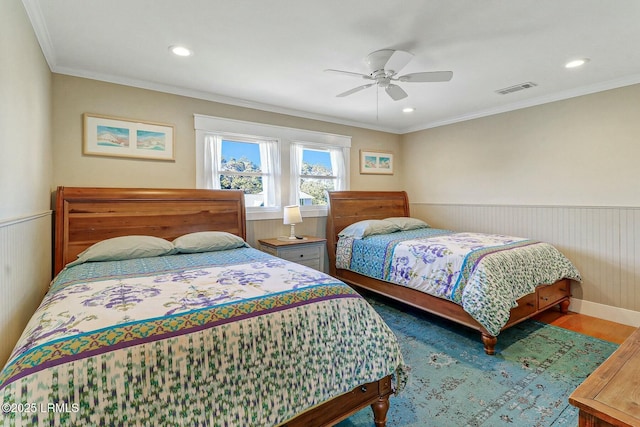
[481,333,498,355]
[326,192,338,276]
[371,395,390,427]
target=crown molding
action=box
[53,66,404,134]
[21,0,56,69]
[51,65,640,136]
[400,73,640,134]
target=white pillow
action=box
[338,219,400,239]
[173,231,248,253]
[384,217,430,231]
[66,235,176,268]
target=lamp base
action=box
[277,223,307,241]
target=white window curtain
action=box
[290,143,305,205]
[259,139,280,208]
[195,114,351,219]
[202,134,280,209]
[202,135,222,189]
[330,146,348,192]
[290,142,348,206]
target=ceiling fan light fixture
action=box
[169,45,193,57]
[565,58,589,68]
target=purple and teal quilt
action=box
[1,248,404,426]
[336,229,581,336]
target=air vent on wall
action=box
[495,82,538,95]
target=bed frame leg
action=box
[559,299,570,314]
[481,333,498,355]
[371,394,390,427]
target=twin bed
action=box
[326,191,581,355]
[1,186,581,426]
[1,187,404,427]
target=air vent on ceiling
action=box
[495,82,538,95]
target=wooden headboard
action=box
[326,191,410,275]
[54,187,246,275]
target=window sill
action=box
[246,206,328,221]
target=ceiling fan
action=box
[325,49,452,101]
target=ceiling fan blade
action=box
[398,71,453,83]
[385,84,408,101]
[324,69,373,80]
[337,83,375,97]
[384,50,414,74]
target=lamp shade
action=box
[283,205,302,225]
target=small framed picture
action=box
[83,113,175,161]
[360,149,394,175]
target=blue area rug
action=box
[339,297,618,427]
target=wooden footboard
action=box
[284,376,393,427]
[337,268,570,355]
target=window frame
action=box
[290,141,349,215]
[210,135,280,210]
[195,114,351,221]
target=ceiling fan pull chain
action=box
[376,86,379,121]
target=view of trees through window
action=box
[219,140,335,206]
[219,140,264,206]
[219,157,263,193]
[299,149,334,205]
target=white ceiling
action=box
[24,0,640,134]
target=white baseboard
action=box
[568,298,640,328]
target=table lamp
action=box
[283,205,302,240]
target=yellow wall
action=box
[1,0,52,218]
[0,0,53,367]
[52,74,403,192]
[402,84,640,207]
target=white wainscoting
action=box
[411,203,640,326]
[0,212,52,366]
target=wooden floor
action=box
[534,309,637,344]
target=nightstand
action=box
[258,236,327,272]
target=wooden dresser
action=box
[569,326,640,427]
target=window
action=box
[201,135,279,208]
[195,114,350,220]
[291,143,347,206]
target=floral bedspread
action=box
[1,248,404,427]
[337,229,581,336]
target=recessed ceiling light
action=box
[402,107,415,113]
[169,45,193,57]
[565,58,589,68]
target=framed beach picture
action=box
[83,113,175,161]
[359,149,394,175]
